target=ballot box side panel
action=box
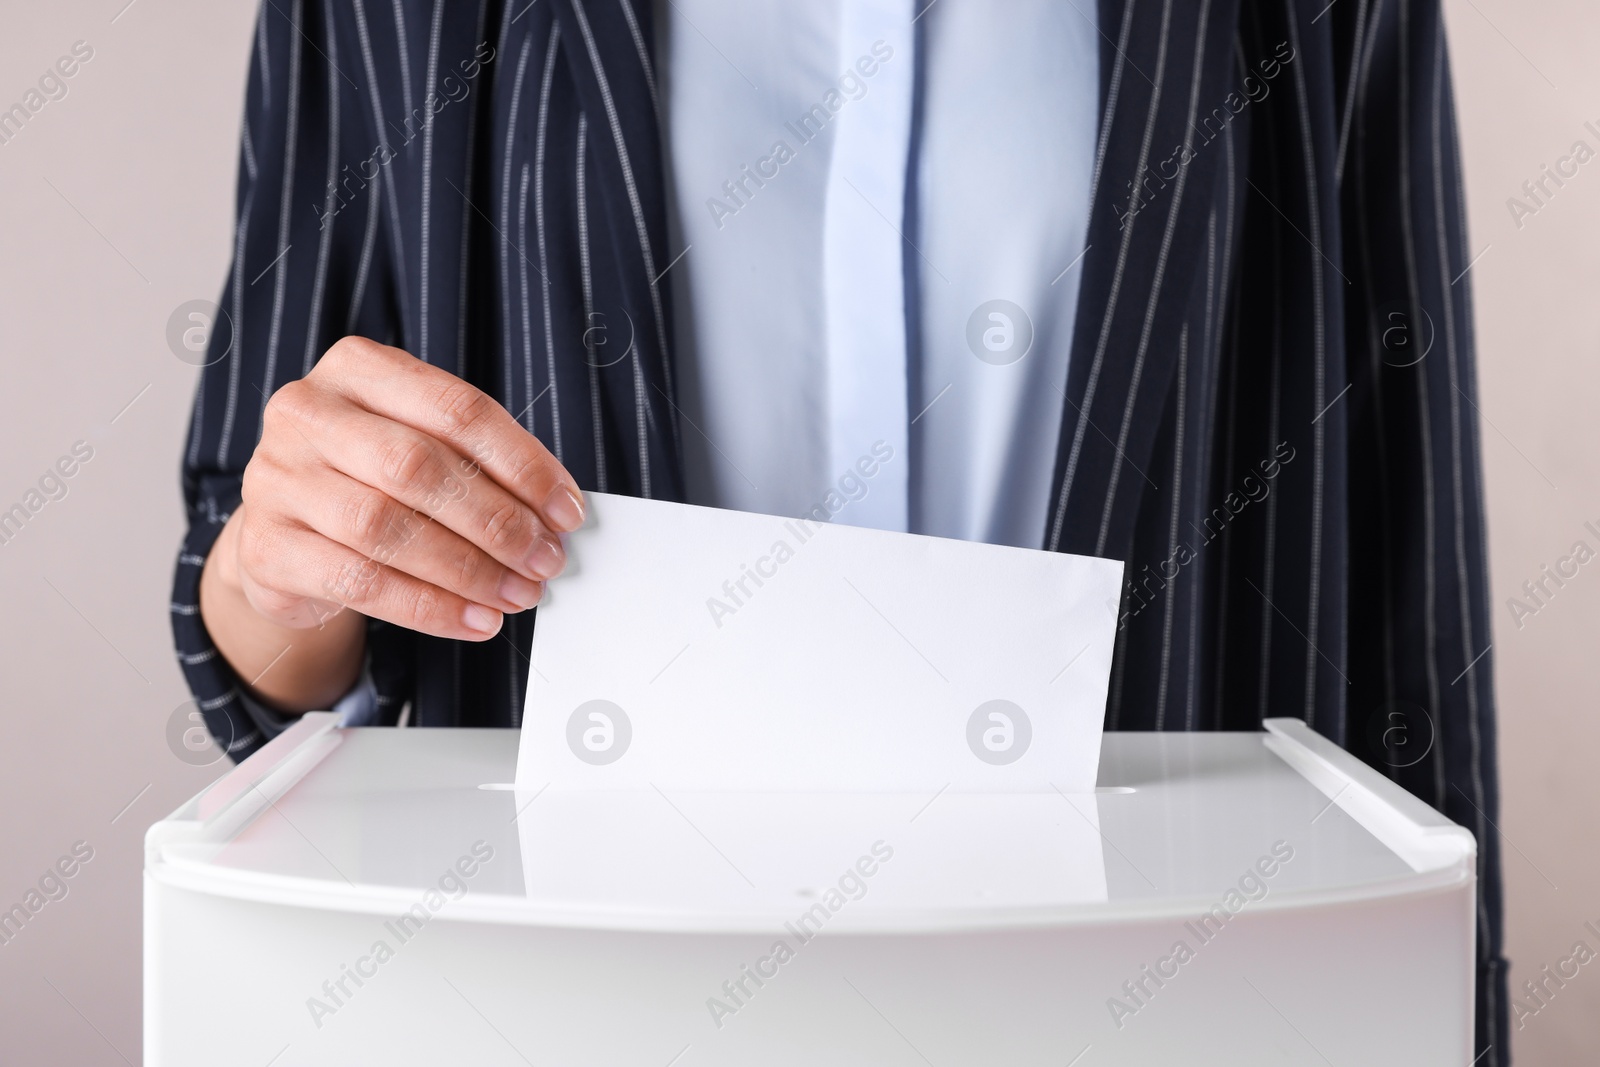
[144,878,1471,1066]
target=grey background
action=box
[0,0,1593,1062]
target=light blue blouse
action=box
[659,0,1100,548]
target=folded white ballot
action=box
[515,493,1123,793]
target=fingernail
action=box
[544,485,585,531]
[498,571,544,610]
[462,604,502,635]
[527,536,565,580]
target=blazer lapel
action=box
[1046,0,1241,559]
[546,0,685,499]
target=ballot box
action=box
[144,713,1475,1065]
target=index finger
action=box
[317,337,586,531]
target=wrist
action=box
[204,506,248,598]
[198,507,366,711]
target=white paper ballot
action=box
[515,493,1123,793]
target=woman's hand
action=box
[199,336,584,710]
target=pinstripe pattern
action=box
[516,161,534,428]
[419,0,444,363]
[561,0,676,451]
[346,154,382,335]
[391,0,416,131]
[215,182,253,469]
[500,31,533,417]
[1282,0,1328,731]
[575,112,609,491]
[241,116,260,183]
[170,1,1502,1052]
[1154,325,1187,728]
[302,0,341,377]
[1048,0,1172,555]
[1096,0,1215,561]
[614,0,656,111]
[453,0,491,378]
[1351,0,1398,731]
[534,26,564,455]
[351,0,411,335]
[1210,114,1241,733]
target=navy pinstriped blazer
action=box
[171,0,1506,1054]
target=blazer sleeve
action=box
[170,0,407,761]
[1335,0,1507,1055]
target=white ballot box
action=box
[145,714,1475,1066]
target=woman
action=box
[172,0,1505,1054]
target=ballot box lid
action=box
[145,716,1474,933]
